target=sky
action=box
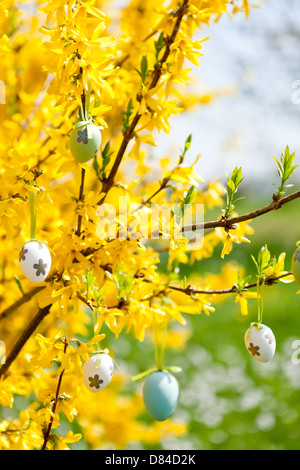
[152,0,300,192]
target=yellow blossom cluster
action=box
[1,0,291,451]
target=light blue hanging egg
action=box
[143,370,179,421]
[70,121,101,163]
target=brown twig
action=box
[74,86,87,238]
[138,271,293,297]
[0,269,293,378]
[0,304,52,378]
[0,286,44,322]
[181,189,300,233]
[0,186,297,374]
[75,167,86,237]
[78,270,293,314]
[41,337,68,451]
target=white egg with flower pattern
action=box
[83,353,114,393]
[19,241,51,284]
[244,323,276,363]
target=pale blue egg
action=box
[143,370,179,421]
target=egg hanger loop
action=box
[257,277,265,325]
[79,72,91,122]
[30,190,37,241]
[152,311,168,371]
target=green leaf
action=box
[257,244,271,271]
[131,367,157,381]
[14,275,24,295]
[182,134,192,158]
[184,185,196,205]
[101,141,113,176]
[115,263,135,302]
[91,284,107,308]
[224,166,246,218]
[134,55,149,85]
[251,255,260,274]
[226,179,235,198]
[274,146,298,198]
[155,32,165,62]
[236,273,252,293]
[93,141,113,180]
[121,99,134,133]
[140,55,148,83]
[165,365,182,374]
[82,268,96,298]
[92,155,101,179]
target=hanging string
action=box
[30,190,37,241]
[152,312,160,370]
[152,313,169,371]
[257,278,265,324]
[85,73,91,120]
[159,321,168,371]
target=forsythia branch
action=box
[41,337,68,451]
[75,167,86,237]
[0,269,293,378]
[98,0,189,204]
[0,304,52,378]
[0,286,44,321]
[181,189,300,233]
[159,271,293,296]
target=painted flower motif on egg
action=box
[82,353,114,393]
[291,246,300,286]
[244,323,276,363]
[143,370,179,421]
[19,241,51,284]
[70,121,101,163]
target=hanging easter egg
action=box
[19,241,51,284]
[143,370,179,421]
[82,353,114,393]
[70,121,101,163]
[244,323,276,363]
[291,246,300,285]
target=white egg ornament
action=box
[244,323,276,363]
[83,353,114,393]
[19,241,51,284]
[70,121,101,163]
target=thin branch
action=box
[0,304,52,378]
[41,337,68,451]
[0,270,293,378]
[98,0,189,205]
[75,167,86,237]
[138,271,293,297]
[0,186,297,370]
[0,286,44,322]
[181,189,300,233]
[78,270,293,314]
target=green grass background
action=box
[110,192,300,450]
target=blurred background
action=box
[155,0,300,191]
